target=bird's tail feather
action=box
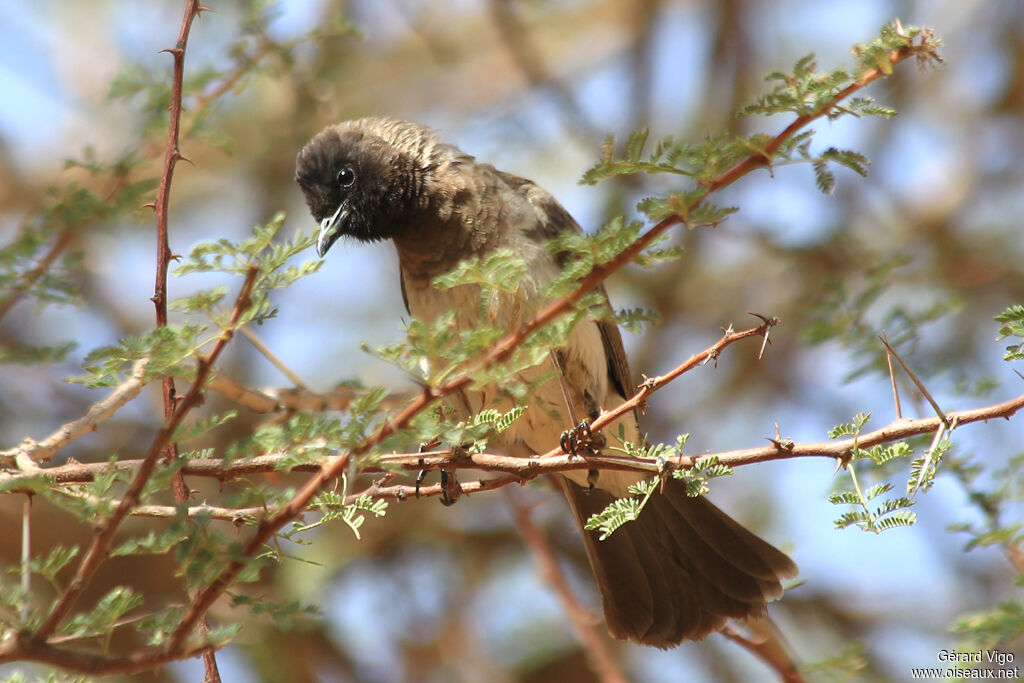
[560,476,797,648]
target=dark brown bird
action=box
[296,117,797,647]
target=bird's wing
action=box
[497,170,638,412]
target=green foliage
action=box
[173,214,321,328]
[805,256,953,382]
[995,305,1024,361]
[947,453,1024,555]
[800,642,869,682]
[112,521,190,558]
[292,487,388,541]
[59,586,143,645]
[135,605,185,647]
[230,593,321,630]
[614,307,662,334]
[952,601,1024,652]
[587,435,734,538]
[827,411,871,439]
[673,454,733,498]
[581,21,939,243]
[584,475,659,541]
[26,544,80,595]
[74,324,205,388]
[829,415,919,533]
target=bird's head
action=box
[295,118,440,257]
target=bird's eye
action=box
[337,166,355,188]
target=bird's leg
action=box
[561,408,607,492]
[559,407,607,456]
[415,439,441,498]
[438,444,468,506]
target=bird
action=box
[295,117,797,647]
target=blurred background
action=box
[1,0,1023,681]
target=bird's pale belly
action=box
[402,275,639,495]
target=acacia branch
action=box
[151,0,203,509]
[8,393,1023,506]
[0,634,216,675]
[32,266,257,642]
[8,318,1019,508]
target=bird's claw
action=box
[417,441,465,506]
[559,418,606,456]
[439,469,461,506]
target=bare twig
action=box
[239,326,307,388]
[0,636,216,675]
[721,620,805,683]
[206,374,407,414]
[0,358,150,466]
[150,0,203,508]
[507,491,628,683]
[146,4,221,677]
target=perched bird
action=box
[296,117,797,647]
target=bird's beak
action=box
[316,203,347,258]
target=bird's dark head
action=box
[296,118,441,257]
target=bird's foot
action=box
[559,418,607,456]
[415,441,465,506]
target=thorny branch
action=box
[26,266,257,644]
[144,2,221,678]
[6,386,1024,499]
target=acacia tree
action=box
[0,3,1021,681]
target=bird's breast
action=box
[399,262,610,461]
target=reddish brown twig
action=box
[722,621,806,683]
[146,3,220,677]
[9,381,1023,497]
[507,491,628,683]
[151,0,204,506]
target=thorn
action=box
[878,335,948,426]
[758,328,771,360]
[195,4,215,14]
[881,331,903,419]
[170,253,182,262]
[178,153,195,167]
[765,424,793,452]
[701,348,720,367]
[832,452,852,476]
[142,201,156,211]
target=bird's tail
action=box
[560,476,797,648]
